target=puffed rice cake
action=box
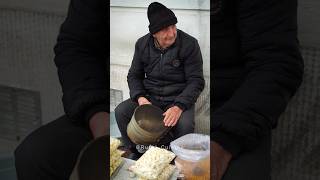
[130,146,176,179]
[110,137,123,176]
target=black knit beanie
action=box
[147,2,177,34]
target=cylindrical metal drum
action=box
[127,104,169,145]
[69,135,108,180]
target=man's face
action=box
[153,24,177,49]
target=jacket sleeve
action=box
[174,40,205,110]
[127,39,147,102]
[212,0,304,157]
[54,0,108,126]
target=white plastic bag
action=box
[170,133,210,161]
[170,133,210,178]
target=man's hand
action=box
[163,106,182,126]
[138,97,151,106]
[89,112,109,139]
[211,141,232,180]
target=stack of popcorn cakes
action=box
[110,137,124,176]
[129,146,177,180]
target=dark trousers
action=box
[213,94,272,180]
[14,115,93,180]
[114,99,195,150]
[222,131,271,180]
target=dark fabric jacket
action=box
[211,0,304,157]
[54,0,108,126]
[127,30,205,111]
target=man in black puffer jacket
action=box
[115,2,205,156]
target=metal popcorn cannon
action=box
[127,104,171,145]
[69,135,108,180]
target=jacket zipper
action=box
[160,53,163,99]
[160,53,163,75]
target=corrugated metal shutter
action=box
[0,85,41,142]
[110,88,123,112]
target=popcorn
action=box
[157,165,176,180]
[110,137,121,152]
[130,146,176,179]
[136,164,176,180]
[110,137,123,176]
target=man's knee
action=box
[114,101,126,118]
[174,121,194,138]
[14,117,66,174]
[14,131,46,176]
[114,99,137,121]
[179,109,195,128]
[14,140,30,168]
[172,109,195,138]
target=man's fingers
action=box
[171,111,182,126]
[165,115,173,126]
[168,114,177,126]
[165,112,174,126]
[139,101,146,106]
[163,111,167,116]
[139,99,151,106]
[163,113,170,126]
[169,114,177,126]
[163,115,168,125]
[166,116,173,126]
[163,108,181,126]
[163,109,171,125]
[171,117,178,126]
[163,111,167,117]
[143,101,149,105]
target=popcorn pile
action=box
[110,137,124,176]
[129,146,177,180]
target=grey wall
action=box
[0,0,69,170]
[298,1,320,47]
[0,0,68,15]
[0,1,68,127]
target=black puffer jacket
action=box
[54,0,108,126]
[211,0,304,157]
[128,29,205,110]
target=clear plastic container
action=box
[170,133,210,180]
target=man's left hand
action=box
[163,106,182,126]
[89,112,109,139]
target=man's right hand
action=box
[138,97,151,106]
[211,141,232,180]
